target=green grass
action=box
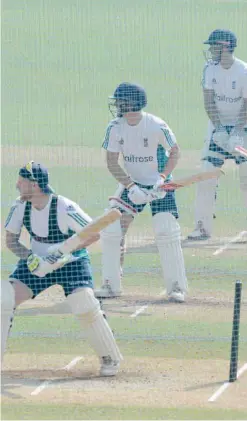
[12,315,247,341]
[2,403,247,420]
[9,335,241,360]
[9,314,247,360]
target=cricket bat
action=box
[58,208,122,255]
[235,145,247,158]
[160,168,224,190]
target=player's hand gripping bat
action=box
[27,209,122,277]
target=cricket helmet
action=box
[109,82,147,117]
[204,29,237,50]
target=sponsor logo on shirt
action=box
[212,78,217,84]
[232,81,236,89]
[143,138,149,147]
[214,93,242,103]
[119,138,124,145]
[124,155,154,163]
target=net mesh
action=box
[2,0,247,404]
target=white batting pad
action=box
[66,288,122,361]
[194,160,219,235]
[239,161,247,208]
[152,213,187,295]
[1,281,15,362]
[100,217,122,293]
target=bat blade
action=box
[160,169,224,191]
[235,145,247,158]
[77,208,121,240]
[58,208,122,255]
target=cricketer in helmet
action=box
[108,82,147,118]
[203,29,237,64]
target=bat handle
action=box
[58,234,82,255]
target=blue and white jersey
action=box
[102,112,176,185]
[202,57,247,127]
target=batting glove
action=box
[127,183,149,205]
[153,175,167,191]
[27,252,71,278]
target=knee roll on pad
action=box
[66,288,101,324]
[152,212,181,243]
[66,288,122,361]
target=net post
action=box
[229,280,242,382]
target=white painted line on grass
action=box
[130,305,149,318]
[208,363,247,402]
[213,231,247,256]
[31,356,83,396]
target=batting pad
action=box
[100,218,122,292]
[152,213,187,295]
[194,161,219,235]
[239,161,247,208]
[1,281,15,361]
[66,288,122,361]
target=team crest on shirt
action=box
[119,138,124,145]
[232,81,236,89]
[143,138,148,147]
[212,78,216,84]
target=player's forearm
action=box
[6,240,31,259]
[205,103,221,127]
[107,162,132,187]
[161,146,180,178]
[203,90,221,127]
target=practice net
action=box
[2,0,247,391]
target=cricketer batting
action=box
[1,161,122,376]
[188,29,247,240]
[95,83,188,303]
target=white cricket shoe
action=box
[94,282,122,299]
[168,290,185,303]
[100,356,120,377]
[187,221,210,241]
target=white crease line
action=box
[31,380,51,396]
[208,381,229,402]
[213,231,247,256]
[63,356,83,371]
[130,305,149,318]
[208,363,247,402]
[130,289,168,318]
[31,356,83,396]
